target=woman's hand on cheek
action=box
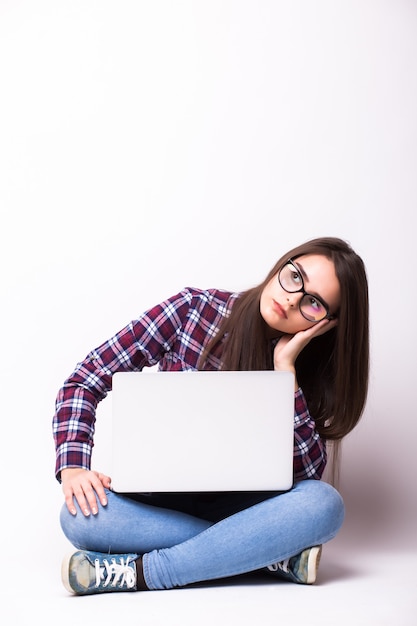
[273,318,338,382]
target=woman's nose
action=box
[286,293,302,308]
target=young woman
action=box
[54,236,369,595]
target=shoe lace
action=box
[94,556,136,589]
[267,558,290,574]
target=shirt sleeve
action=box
[52,289,194,480]
[293,387,327,481]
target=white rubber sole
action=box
[306,545,322,584]
[61,551,77,594]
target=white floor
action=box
[5,543,417,626]
[2,484,415,626]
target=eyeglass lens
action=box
[279,263,328,322]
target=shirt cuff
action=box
[55,442,92,480]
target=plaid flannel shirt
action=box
[53,287,327,482]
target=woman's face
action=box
[260,254,341,335]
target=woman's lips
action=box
[272,300,287,318]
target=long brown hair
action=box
[199,237,369,445]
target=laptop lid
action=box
[111,370,294,493]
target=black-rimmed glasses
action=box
[277,259,332,322]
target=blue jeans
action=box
[60,480,344,590]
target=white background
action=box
[1,1,416,623]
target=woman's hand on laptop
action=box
[61,468,112,516]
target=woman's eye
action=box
[308,297,320,310]
[290,271,302,284]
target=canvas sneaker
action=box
[62,550,138,595]
[266,545,322,584]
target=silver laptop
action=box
[111,370,294,493]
